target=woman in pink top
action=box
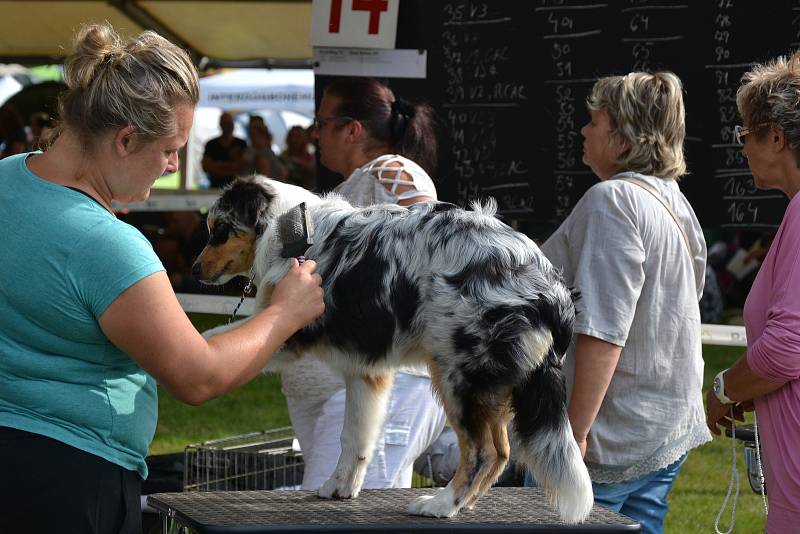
[706,51,800,533]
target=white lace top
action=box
[334,154,437,207]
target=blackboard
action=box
[315,0,800,233]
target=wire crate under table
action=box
[184,427,304,492]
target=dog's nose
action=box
[191,262,203,280]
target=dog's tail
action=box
[510,295,592,524]
[511,349,593,523]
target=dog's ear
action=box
[218,178,276,234]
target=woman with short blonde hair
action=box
[587,71,687,180]
[534,71,710,534]
[707,50,800,534]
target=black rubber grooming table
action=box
[148,487,640,533]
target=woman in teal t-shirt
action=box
[0,23,324,534]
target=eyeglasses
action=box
[734,123,770,145]
[312,115,354,130]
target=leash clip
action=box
[228,272,256,324]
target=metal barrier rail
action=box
[112,193,220,212]
[176,293,748,347]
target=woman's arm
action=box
[706,352,786,435]
[567,334,623,456]
[98,259,324,405]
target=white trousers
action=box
[286,372,446,490]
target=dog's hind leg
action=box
[408,403,487,517]
[464,402,513,509]
[318,372,394,499]
[408,377,505,517]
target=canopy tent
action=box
[198,68,314,112]
[0,1,313,68]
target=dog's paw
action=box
[318,476,360,499]
[407,489,460,518]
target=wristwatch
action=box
[713,370,735,405]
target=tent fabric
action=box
[198,68,314,111]
[0,1,313,64]
[0,2,146,59]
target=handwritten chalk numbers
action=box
[724,177,759,197]
[715,13,732,28]
[629,14,649,32]
[631,42,652,72]
[725,148,746,167]
[443,2,488,25]
[547,12,574,34]
[728,202,759,224]
[715,46,731,62]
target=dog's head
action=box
[192,176,320,285]
[192,176,316,285]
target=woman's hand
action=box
[269,258,325,331]
[706,389,750,435]
[575,436,588,458]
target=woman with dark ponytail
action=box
[281,77,446,491]
[312,77,438,205]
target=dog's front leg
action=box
[318,372,394,499]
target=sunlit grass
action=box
[152,171,181,190]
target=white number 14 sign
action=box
[311,0,400,49]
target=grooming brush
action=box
[277,202,315,263]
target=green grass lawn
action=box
[152,171,181,190]
[151,316,768,533]
[149,313,290,453]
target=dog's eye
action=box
[208,223,232,245]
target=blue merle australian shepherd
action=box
[193,176,592,522]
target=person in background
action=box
[154,210,208,293]
[28,111,54,151]
[700,264,724,324]
[536,72,711,534]
[705,50,800,534]
[243,115,287,180]
[201,111,247,188]
[0,23,324,534]
[281,124,316,190]
[0,105,29,158]
[282,77,446,491]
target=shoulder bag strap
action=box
[619,176,694,260]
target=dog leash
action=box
[714,407,740,534]
[228,270,256,324]
[714,410,768,534]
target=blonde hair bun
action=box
[65,24,123,90]
[57,22,199,149]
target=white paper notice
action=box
[313,47,428,79]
